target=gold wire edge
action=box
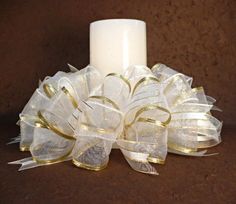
[20,145,30,152]
[61,86,79,109]
[37,111,76,141]
[168,142,198,154]
[125,104,171,128]
[132,76,160,96]
[163,73,186,94]
[147,156,165,164]
[72,158,107,171]
[106,73,131,93]
[137,117,165,127]
[89,95,120,110]
[43,83,57,98]
[33,146,73,165]
[197,139,220,149]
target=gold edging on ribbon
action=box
[163,73,186,95]
[72,158,107,171]
[37,111,76,141]
[118,138,161,145]
[61,87,80,110]
[168,142,197,154]
[106,73,131,93]
[89,95,120,110]
[43,83,57,98]
[125,105,171,128]
[33,147,73,165]
[147,157,165,164]
[20,145,30,152]
[20,115,42,126]
[197,139,220,149]
[132,76,160,96]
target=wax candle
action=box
[90,19,147,76]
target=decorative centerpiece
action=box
[9,19,222,175]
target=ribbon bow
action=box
[9,64,222,175]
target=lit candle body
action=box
[90,19,147,76]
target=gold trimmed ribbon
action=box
[152,63,222,156]
[10,64,222,174]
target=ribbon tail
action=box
[16,120,20,126]
[120,148,159,175]
[7,135,21,145]
[8,157,41,171]
[8,156,72,171]
[212,105,222,112]
[67,63,78,72]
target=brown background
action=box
[0,0,236,204]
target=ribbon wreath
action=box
[9,63,222,175]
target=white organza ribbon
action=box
[152,64,222,156]
[9,63,222,175]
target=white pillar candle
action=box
[90,19,147,76]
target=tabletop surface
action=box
[1,124,235,204]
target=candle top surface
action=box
[90,19,146,27]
